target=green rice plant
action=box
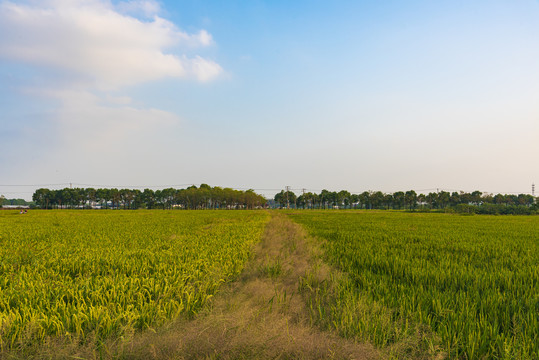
[290,211,539,359]
[259,256,283,279]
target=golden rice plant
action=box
[0,210,269,348]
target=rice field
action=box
[0,210,269,349]
[288,211,539,359]
[1,209,537,359]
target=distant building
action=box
[1,205,30,209]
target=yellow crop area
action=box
[0,210,269,348]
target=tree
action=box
[450,192,461,207]
[319,190,331,209]
[223,187,236,209]
[359,191,370,209]
[369,191,384,209]
[161,188,176,209]
[274,190,296,209]
[109,188,120,209]
[302,192,316,209]
[404,190,417,210]
[86,188,97,208]
[518,194,534,206]
[383,194,393,210]
[142,189,156,209]
[296,194,306,209]
[53,189,66,209]
[350,194,359,209]
[438,191,450,209]
[96,188,111,209]
[130,189,142,209]
[32,188,51,209]
[120,189,136,209]
[460,192,473,205]
[426,192,438,209]
[417,193,426,209]
[198,184,211,209]
[471,191,482,205]
[211,186,224,209]
[482,193,494,204]
[337,190,351,209]
[393,191,405,209]
[311,192,320,209]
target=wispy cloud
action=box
[0,0,220,187]
[47,89,179,152]
[0,0,222,88]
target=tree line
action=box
[274,189,538,214]
[23,186,539,214]
[32,185,267,210]
[0,197,34,207]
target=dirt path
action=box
[118,213,380,359]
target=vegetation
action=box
[289,211,539,359]
[2,206,537,358]
[0,197,34,207]
[275,189,538,215]
[31,184,266,210]
[0,210,269,350]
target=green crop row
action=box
[0,210,269,349]
[289,211,539,359]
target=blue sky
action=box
[1,0,538,199]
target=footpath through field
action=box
[118,213,380,360]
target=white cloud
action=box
[0,0,220,188]
[188,55,224,82]
[104,94,133,105]
[52,90,178,149]
[26,89,181,171]
[0,0,222,89]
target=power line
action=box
[72,183,197,189]
[72,184,282,191]
[1,183,536,196]
[0,191,36,194]
[231,188,283,191]
[0,183,69,187]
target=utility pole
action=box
[285,186,290,209]
[533,183,535,197]
[70,182,72,189]
[302,188,306,209]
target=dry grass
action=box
[2,213,380,360]
[114,214,380,360]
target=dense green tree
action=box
[359,191,370,209]
[405,190,417,210]
[142,189,156,209]
[337,190,351,209]
[438,191,450,208]
[471,191,483,205]
[33,188,51,209]
[370,191,385,209]
[393,191,405,209]
[350,194,359,209]
[449,192,461,207]
[274,190,297,209]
